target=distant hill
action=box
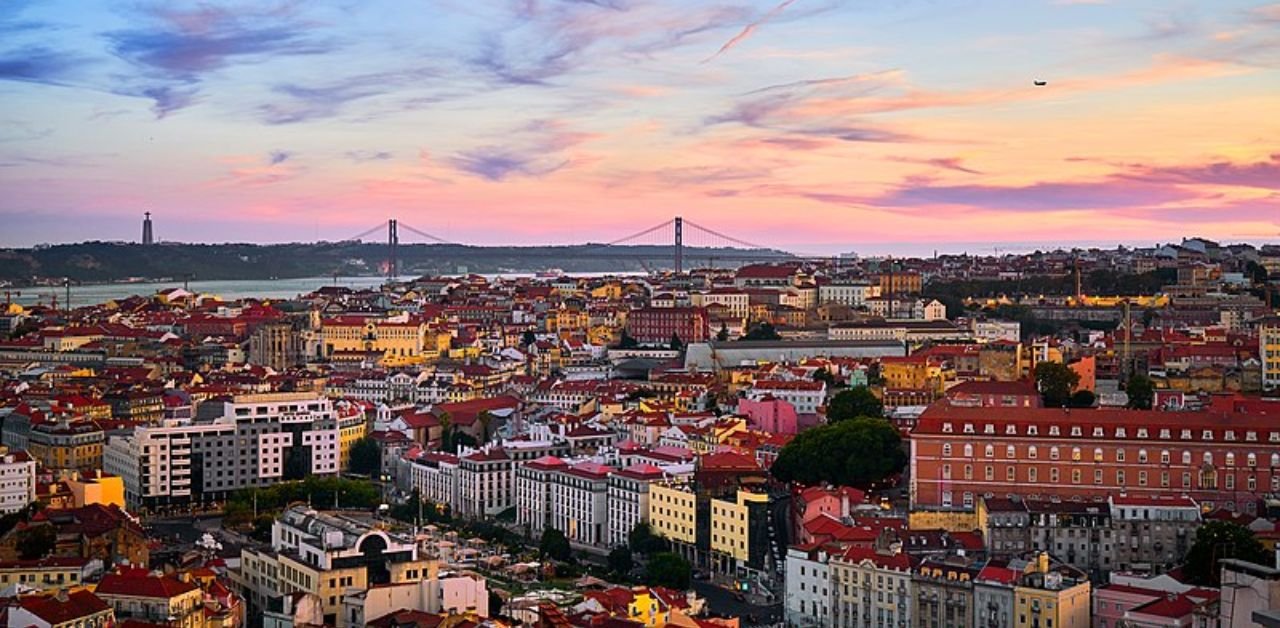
[0,241,792,284]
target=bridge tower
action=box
[388,219,398,280]
[674,216,683,274]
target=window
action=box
[1116,449,1126,462]
[1095,469,1103,484]
[1072,447,1082,462]
[1139,471,1147,486]
[942,465,951,480]
[964,465,973,480]
[1094,448,1104,462]
[1072,469,1082,484]
[1050,447,1060,461]
[986,466,994,481]
[1029,446,1038,459]
[964,444,974,457]
[942,444,952,456]
[1007,467,1016,482]
[1139,450,1148,463]
[985,445,995,458]
[1050,468,1060,483]
[1204,452,1214,465]
[1007,445,1016,459]
[1227,453,1236,467]
[1248,453,1257,467]
[1117,470,1125,485]
[1028,468,1037,482]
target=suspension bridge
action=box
[339,216,816,278]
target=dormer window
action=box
[984,424,995,435]
[964,424,975,434]
[1071,426,1082,437]
[1049,426,1060,436]
[1116,428,1127,438]
[1028,426,1039,436]
[1180,429,1192,440]
[1225,431,1236,441]
[1137,428,1148,438]
[1203,430,1213,441]
[1093,427,1104,438]
[942,423,953,434]
[1247,431,1258,442]
[1006,425,1017,435]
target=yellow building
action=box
[66,471,125,509]
[0,557,92,591]
[881,356,947,394]
[545,308,590,335]
[709,490,768,573]
[1013,554,1092,628]
[320,316,427,361]
[648,483,698,553]
[626,587,671,627]
[27,419,104,474]
[94,572,205,628]
[908,509,979,533]
[337,410,369,472]
[1262,317,1280,392]
[590,282,623,300]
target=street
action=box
[693,581,782,627]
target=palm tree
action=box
[438,411,453,450]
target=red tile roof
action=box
[96,572,199,598]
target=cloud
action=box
[345,150,394,162]
[889,156,983,174]
[446,118,596,181]
[875,180,1203,211]
[106,3,334,117]
[1122,154,1280,190]
[267,150,292,165]
[0,46,82,86]
[703,0,799,63]
[447,147,568,181]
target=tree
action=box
[813,369,838,387]
[521,330,538,347]
[644,552,691,590]
[1034,362,1080,408]
[669,333,684,351]
[826,386,883,421]
[539,528,572,562]
[488,590,505,619]
[628,522,667,555]
[348,437,381,476]
[770,418,906,488]
[618,331,639,349]
[1126,373,1155,410]
[16,525,56,560]
[443,431,477,454]
[741,322,781,341]
[1066,390,1096,408]
[716,324,730,342]
[477,411,498,443]
[1183,521,1270,585]
[607,546,634,576]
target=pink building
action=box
[1093,584,1163,628]
[737,395,799,435]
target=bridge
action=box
[340,216,821,279]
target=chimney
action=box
[1037,552,1049,574]
[54,588,69,603]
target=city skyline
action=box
[1,0,1278,250]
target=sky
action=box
[1,0,1278,256]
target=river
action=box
[11,272,643,308]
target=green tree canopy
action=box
[1066,390,1096,408]
[539,528,572,562]
[770,418,906,488]
[1183,521,1270,585]
[521,330,538,346]
[618,331,639,349]
[1126,373,1155,410]
[628,522,667,555]
[741,322,781,341]
[669,333,684,351]
[607,546,634,576]
[644,552,691,590]
[348,437,381,476]
[826,386,883,421]
[716,324,730,342]
[16,525,57,560]
[1034,362,1080,408]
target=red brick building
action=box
[911,402,1280,514]
[625,307,710,345]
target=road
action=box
[693,581,782,627]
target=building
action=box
[708,489,770,584]
[249,321,301,371]
[64,471,125,509]
[606,463,676,549]
[94,571,204,628]
[784,544,832,627]
[0,557,94,591]
[142,211,154,245]
[1110,494,1200,574]
[1026,500,1113,579]
[912,558,977,628]
[690,289,750,319]
[747,380,825,415]
[625,307,710,345]
[549,461,614,547]
[1262,316,1280,391]
[1012,554,1091,628]
[339,574,489,628]
[235,505,435,626]
[829,545,914,628]
[27,418,104,474]
[1220,558,1280,628]
[974,559,1020,628]
[104,393,345,510]
[336,407,368,473]
[911,403,1280,514]
[8,589,115,627]
[320,315,428,361]
[648,482,699,563]
[455,446,513,518]
[515,455,567,541]
[819,282,876,309]
[0,449,35,514]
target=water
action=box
[11,272,644,308]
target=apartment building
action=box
[455,446,513,518]
[0,449,35,514]
[830,546,914,628]
[785,544,832,627]
[549,462,614,547]
[27,417,104,474]
[1262,316,1280,391]
[104,393,345,510]
[747,380,825,415]
[515,455,568,540]
[606,463,682,549]
[236,505,435,626]
[911,403,1280,514]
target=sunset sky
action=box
[1,0,1278,254]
